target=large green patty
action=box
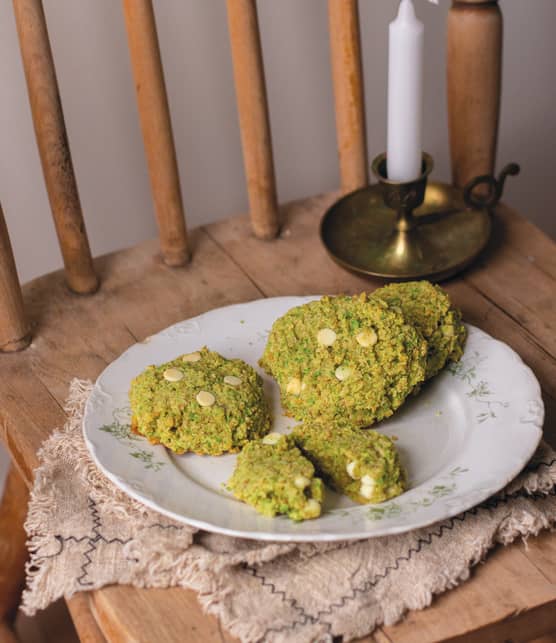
[293,422,406,504]
[372,281,466,379]
[227,434,323,521]
[260,293,428,426]
[129,347,270,455]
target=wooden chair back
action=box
[0,0,502,353]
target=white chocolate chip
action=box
[361,474,375,487]
[360,484,374,500]
[286,377,302,395]
[294,475,310,490]
[317,328,337,346]
[335,365,352,381]
[182,352,201,362]
[346,461,358,479]
[262,432,282,445]
[360,475,376,500]
[224,375,242,386]
[356,329,378,347]
[196,391,215,407]
[304,498,321,517]
[163,368,183,382]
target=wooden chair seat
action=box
[1,193,556,641]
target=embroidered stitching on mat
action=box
[254,484,556,640]
[78,497,133,587]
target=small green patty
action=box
[260,293,427,427]
[372,281,466,379]
[227,434,324,521]
[292,422,406,504]
[129,347,270,455]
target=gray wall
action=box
[1,0,554,284]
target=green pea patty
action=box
[129,347,270,455]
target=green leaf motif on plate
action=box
[366,466,468,521]
[98,407,166,472]
[129,450,165,472]
[367,502,403,521]
[447,350,509,423]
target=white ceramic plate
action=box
[83,297,544,542]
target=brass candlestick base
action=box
[321,152,519,282]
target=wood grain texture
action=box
[496,203,556,280]
[122,0,189,267]
[328,0,368,193]
[379,546,556,642]
[520,530,556,585]
[12,0,98,295]
[0,204,30,352]
[0,194,554,641]
[0,467,29,624]
[205,192,374,298]
[66,595,106,643]
[447,0,502,188]
[447,205,556,363]
[226,0,280,240]
[91,587,237,643]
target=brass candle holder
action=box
[321,152,520,281]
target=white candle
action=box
[387,0,424,181]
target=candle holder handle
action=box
[463,163,521,210]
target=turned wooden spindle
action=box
[447,0,502,188]
[122,0,190,266]
[0,205,31,353]
[226,0,280,240]
[328,0,368,193]
[13,0,98,294]
[0,467,29,628]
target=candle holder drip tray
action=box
[320,153,520,282]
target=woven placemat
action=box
[22,379,556,643]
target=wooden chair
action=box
[1,0,555,641]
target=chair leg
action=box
[0,465,29,636]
